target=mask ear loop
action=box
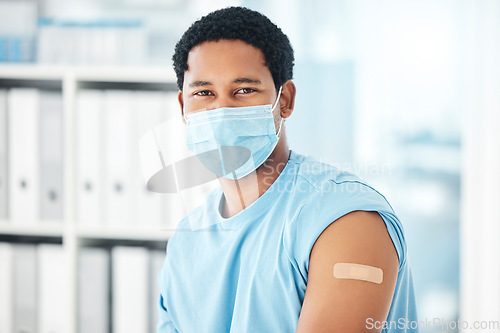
[276,118,284,137]
[271,86,283,111]
[183,108,188,124]
[272,86,284,137]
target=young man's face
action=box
[179,39,279,115]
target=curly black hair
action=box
[172,6,294,91]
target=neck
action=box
[218,136,290,218]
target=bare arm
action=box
[295,211,399,333]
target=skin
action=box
[295,211,399,332]
[178,39,398,332]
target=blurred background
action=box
[0,0,498,332]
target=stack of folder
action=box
[0,87,184,229]
[5,88,63,223]
[0,86,182,332]
[0,242,166,333]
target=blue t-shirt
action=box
[157,150,418,332]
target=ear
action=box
[278,80,296,119]
[178,91,185,124]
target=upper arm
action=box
[157,294,179,333]
[295,211,399,333]
[157,254,179,333]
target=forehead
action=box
[184,40,273,86]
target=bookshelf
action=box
[0,64,179,333]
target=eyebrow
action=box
[233,77,262,84]
[188,77,262,88]
[189,80,212,88]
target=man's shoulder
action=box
[283,154,404,275]
[292,152,369,193]
[289,152,395,217]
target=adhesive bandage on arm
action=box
[333,263,383,284]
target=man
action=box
[157,6,418,333]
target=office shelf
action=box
[0,64,67,80]
[0,64,178,333]
[77,226,174,242]
[0,64,176,82]
[0,222,64,237]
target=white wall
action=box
[460,0,500,327]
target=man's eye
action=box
[236,88,256,94]
[194,90,213,96]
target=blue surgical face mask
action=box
[184,86,283,180]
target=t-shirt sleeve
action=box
[156,293,178,333]
[157,264,179,333]
[283,180,408,284]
